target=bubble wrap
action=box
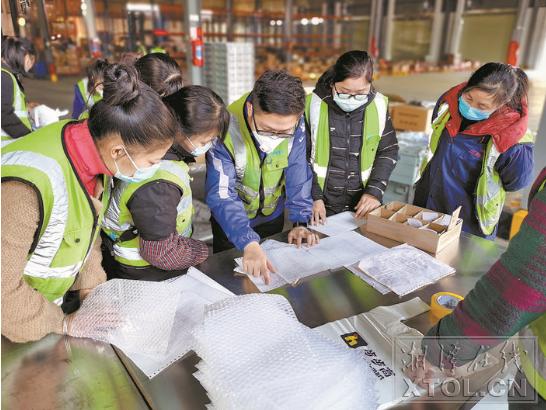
[69,279,180,355]
[192,294,377,410]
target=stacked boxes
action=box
[204,42,255,105]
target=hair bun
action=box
[103,64,141,106]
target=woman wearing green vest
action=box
[306,50,399,224]
[102,50,229,281]
[414,63,534,239]
[1,36,36,139]
[72,58,109,119]
[1,64,179,342]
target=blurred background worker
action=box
[1,64,179,342]
[306,50,399,224]
[206,70,318,284]
[102,52,229,281]
[1,36,36,140]
[414,63,534,239]
[72,58,109,119]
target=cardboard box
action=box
[391,104,433,133]
[366,202,462,254]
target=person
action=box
[1,64,179,342]
[1,36,36,140]
[414,167,546,408]
[206,70,318,284]
[306,50,399,224]
[102,80,229,280]
[72,58,109,119]
[134,52,183,97]
[414,62,534,239]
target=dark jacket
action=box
[308,81,399,215]
[414,84,534,239]
[1,65,32,138]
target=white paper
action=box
[32,104,69,127]
[406,218,423,228]
[421,212,439,222]
[436,214,452,226]
[235,231,386,292]
[309,211,365,237]
[358,244,455,296]
[344,263,391,294]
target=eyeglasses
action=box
[252,113,297,139]
[334,84,371,101]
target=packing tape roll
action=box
[430,292,464,320]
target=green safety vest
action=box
[419,103,535,236]
[1,120,111,305]
[305,91,389,190]
[1,68,32,140]
[223,93,293,219]
[77,77,102,120]
[150,46,166,54]
[102,160,193,268]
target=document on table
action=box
[357,244,455,296]
[344,263,391,295]
[234,231,386,292]
[309,211,365,237]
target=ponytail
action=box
[135,53,184,97]
[88,64,178,148]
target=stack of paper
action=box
[309,211,365,237]
[357,244,455,296]
[235,231,386,292]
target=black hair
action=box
[1,36,36,77]
[134,52,183,97]
[163,85,230,140]
[88,64,178,148]
[86,58,109,94]
[462,62,529,114]
[317,50,374,89]
[250,70,305,116]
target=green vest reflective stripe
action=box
[223,93,293,219]
[419,103,535,236]
[77,77,102,111]
[102,160,193,267]
[305,91,388,190]
[1,68,32,139]
[1,120,111,305]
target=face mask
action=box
[253,131,284,154]
[186,136,213,157]
[333,92,368,113]
[114,147,161,183]
[458,95,492,121]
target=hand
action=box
[311,199,327,225]
[354,193,381,218]
[404,357,447,389]
[287,227,320,248]
[27,101,40,110]
[243,241,275,285]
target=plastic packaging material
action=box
[192,294,377,410]
[69,279,180,356]
[31,105,69,128]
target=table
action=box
[116,230,507,409]
[1,334,149,409]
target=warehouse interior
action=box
[2,0,546,409]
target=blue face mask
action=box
[186,136,214,157]
[114,147,160,184]
[458,95,492,121]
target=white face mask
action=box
[253,131,284,154]
[186,135,213,157]
[333,92,368,112]
[114,147,160,184]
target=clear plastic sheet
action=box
[192,294,377,410]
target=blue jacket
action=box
[71,84,86,119]
[205,110,313,250]
[414,100,534,239]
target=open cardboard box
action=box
[367,201,462,254]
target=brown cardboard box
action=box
[391,104,433,133]
[366,202,462,254]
